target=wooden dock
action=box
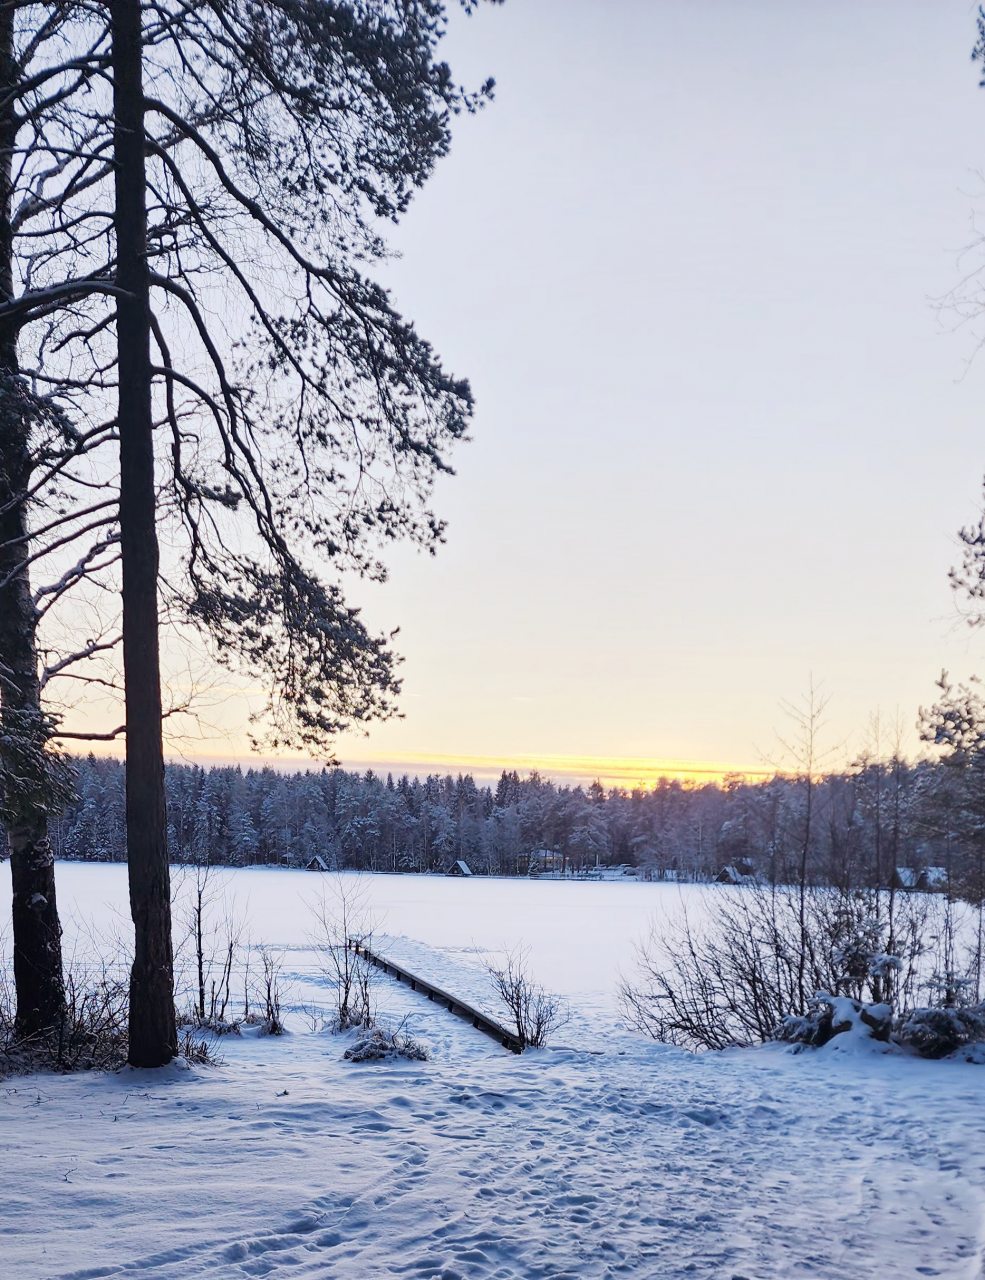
[348,939,523,1053]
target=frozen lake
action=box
[24,862,708,1029]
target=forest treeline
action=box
[52,752,985,897]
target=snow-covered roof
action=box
[717,863,756,884]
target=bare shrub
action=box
[487,948,569,1049]
[310,877,377,1031]
[299,1003,329,1033]
[621,885,930,1051]
[0,963,213,1074]
[250,946,285,1035]
[0,956,127,1075]
[178,1029,216,1064]
[174,864,242,1031]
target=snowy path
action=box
[7,1031,985,1280]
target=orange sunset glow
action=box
[335,753,775,789]
[159,746,774,789]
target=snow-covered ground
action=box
[4,865,985,1280]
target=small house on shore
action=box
[716,858,757,886]
[892,866,949,893]
[448,859,473,877]
[305,854,330,872]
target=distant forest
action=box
[48,753,985,895]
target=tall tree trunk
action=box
[111,0,176,1067]
[0,2,65,1036]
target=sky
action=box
[81,1,985,787]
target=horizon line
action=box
[68,742,777,788]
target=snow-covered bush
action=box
[177,1010,242,1036]
[924,970,976,1009]
[343,1024,430,1063]
[778,993,892,1049]
[895,1004,985,1059]
[825,898,909,1005]
[778,992,985,1059]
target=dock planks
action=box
[348,938,523,1053]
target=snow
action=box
[5,864,985,1280]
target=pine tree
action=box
[2,0,498,1058]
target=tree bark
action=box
[110,0,176,1067]
[0,2,65,1036]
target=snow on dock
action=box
[350,935,523,1052]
